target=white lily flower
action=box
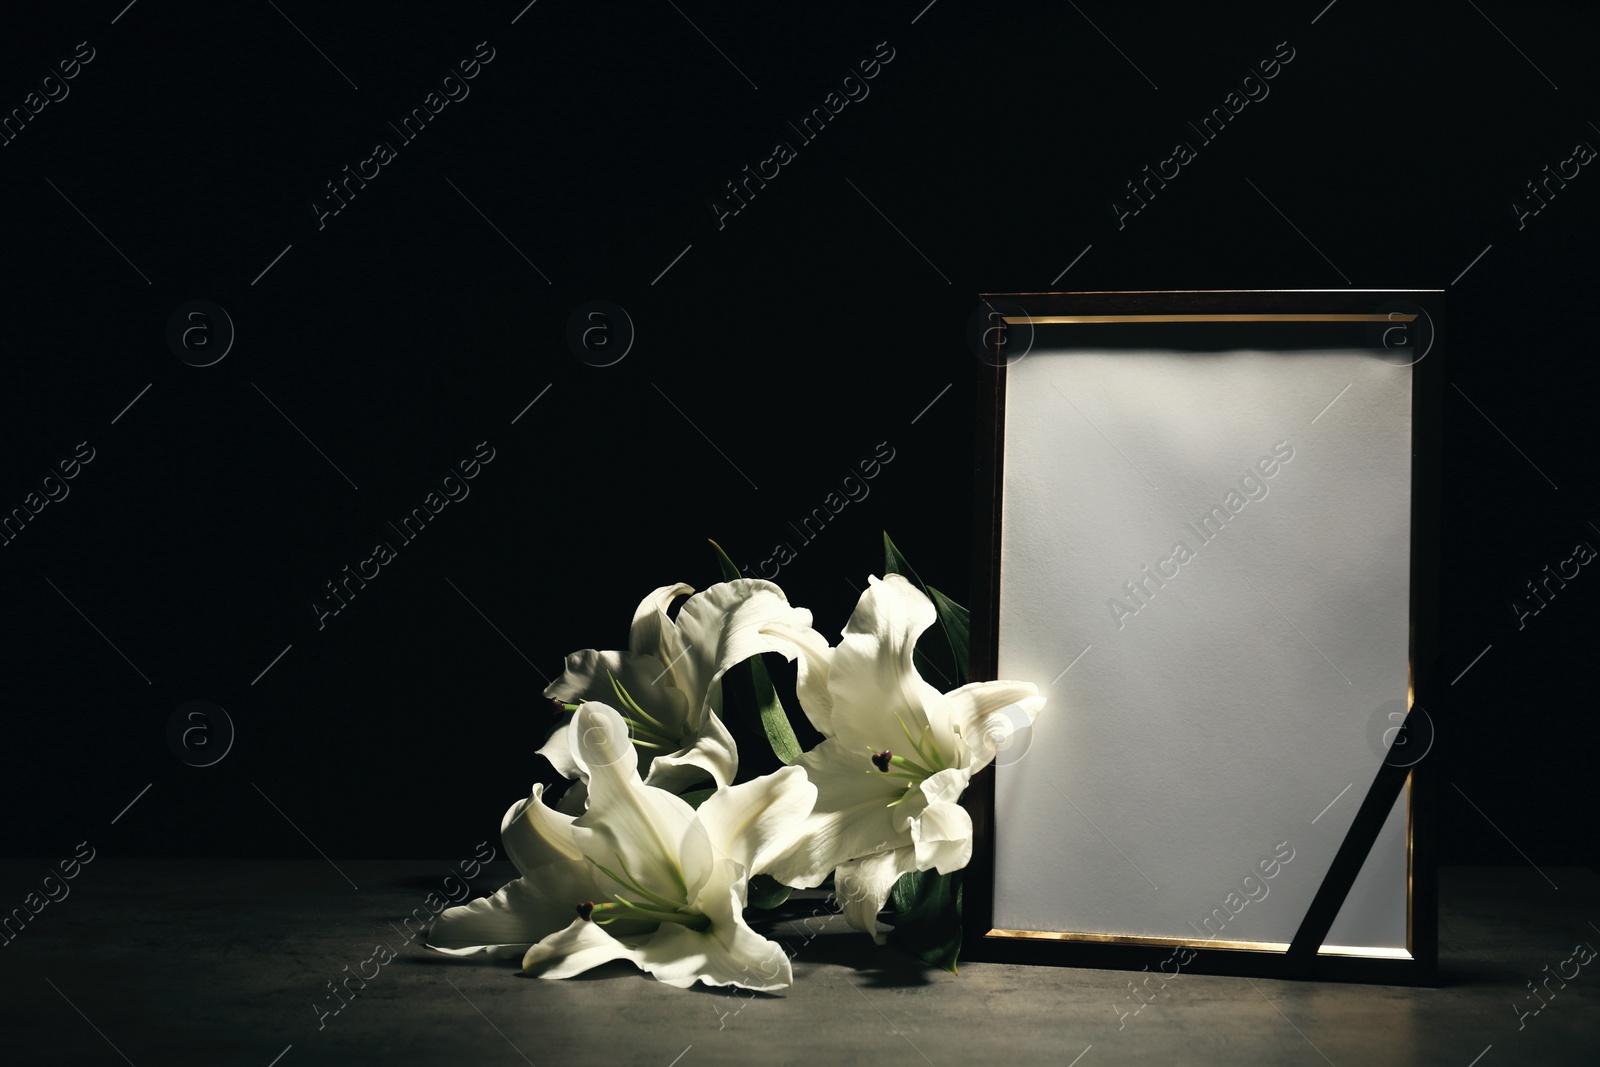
[541,579,813,799]
[424,782,604,959]
[519,701,817,991]
[429,701,816,989]
[760,573,1045,943]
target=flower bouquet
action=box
[425,534,1046,991]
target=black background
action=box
[1,0,1594,871]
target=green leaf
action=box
[887,868,964,973]
[710,538,743,584]
[751,654,801,764]
[925,585,971,685]
[883,532,970,687]
[746,874,793,910]
[678,787,716,808]
[882,530,925,586]
[709,539,802,765]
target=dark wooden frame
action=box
[965,289,1441,985]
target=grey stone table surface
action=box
[0,860,1595,1066]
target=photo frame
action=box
[965,290,1441,984]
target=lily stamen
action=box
[608,673,670,731]
[895,755,934,776]
[894,713,948,772]
[601,671,684,751]
[592,855,690,913]
[588,899,712,932]
[868,748,939,783]
[616,853,688,910]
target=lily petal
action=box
[522,915,648,978]
[541,648,694,742]
[541,650,721,788]
[927,682,1045,772]
[523,861,794,992]
[635,860,793,991]
[759,619,836,737]
[541,580,810,792]
[551,779,587,816]
[635,921,791,992]
[642,705,738,793]
[426,860,599,958]
[826,575,947,761]
[834,847,921,945]
[753,572,1049,946]
[695,765,818,877]
[669,579,817,730]
[571,702,712,904]
[501,784,582,875]
[762,738,908,890]
[908,771,973,875]
[534,707,582,782]
[629,582,696,668]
